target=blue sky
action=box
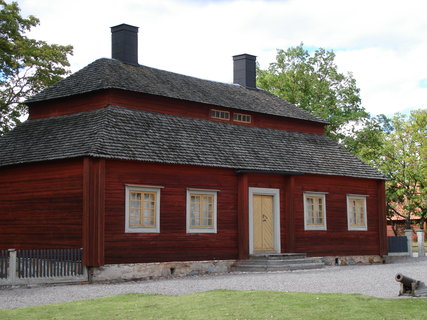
[16,0,427,116]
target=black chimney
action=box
[111,24,139,65]
[233,54,257,88]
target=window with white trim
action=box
[125,185,161,233]
[186,189,217,233]
[210,109,230,120]
[347,195,367,231]
[303,192,327,230]
[233,113,252,123]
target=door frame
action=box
[248,187,281,255]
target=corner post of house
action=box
[377,180,388,255]
[237,173,249,259]
[83,157,106,267]
[284,175,296,252]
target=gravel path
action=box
[1,258,427,309]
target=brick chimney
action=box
[233,54,257,89]
[111,24,139,65]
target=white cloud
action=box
[15,0,427,115]
[335,44,427,115]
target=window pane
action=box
[129,207,141,226]
[131,192,141,200]
[129,191,157,227]
[348,197,366,229]
[130,201,139,209]
[350,204,356,225]
[190,193,214,228]
[143,208,155,226]
[211,109,229,120]
[306,198,313,224]
[126,187,161,232]
[358,203,365,225]
[305,194,326,229]
[130,216,140,226]
[191,211,199,220]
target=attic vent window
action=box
[210,109,230,120]
[233,113,252,123]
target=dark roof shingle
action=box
[26,58,327,124]
[0,106,385,180]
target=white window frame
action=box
[186,189,218,233]
[210,109,230,121]
[303,192,327,231]
[233,113,252,123]
[347,194,368,231]
[125,185,162,233]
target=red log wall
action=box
[243,173,384,256]
[290,174,383,256]
[0,158,386,262]
[103,160,385,264]
[0,160,83,249]
[103,160,239,264]
[28,89,325,134]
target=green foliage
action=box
[1,290,427,320]
[0,0,73,134]
[385,110,426,227]
[257,43,368,141]
[257,44,425,228]
[360,110,426,228]
[343,113,392,162]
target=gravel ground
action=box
[1,257,427,309]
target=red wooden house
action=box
[0,25,387,275]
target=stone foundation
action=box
[89,260,236,282]
[89,255,386,282]
[322,255,384,266]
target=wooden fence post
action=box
[8,249,16,283]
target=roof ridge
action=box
[25,58,328,124]
[25,59,117,103]
[86,107,112,157]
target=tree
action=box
[257,43,369,142]
[342,113,393,161]
[366,110,426,233]
[0,0,73,134]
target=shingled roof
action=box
[0,105,385,180]
[26,58,327,124]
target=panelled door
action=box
[253,194,274,252]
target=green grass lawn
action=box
[1,290,427,320]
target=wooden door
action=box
[253,194,274,252]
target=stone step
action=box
[249,253,307,260]
[234,257,323,266]
[231,253,325,272]
[232,262,325,272]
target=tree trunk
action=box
[405,216,411,230]
[392,221,398,236]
